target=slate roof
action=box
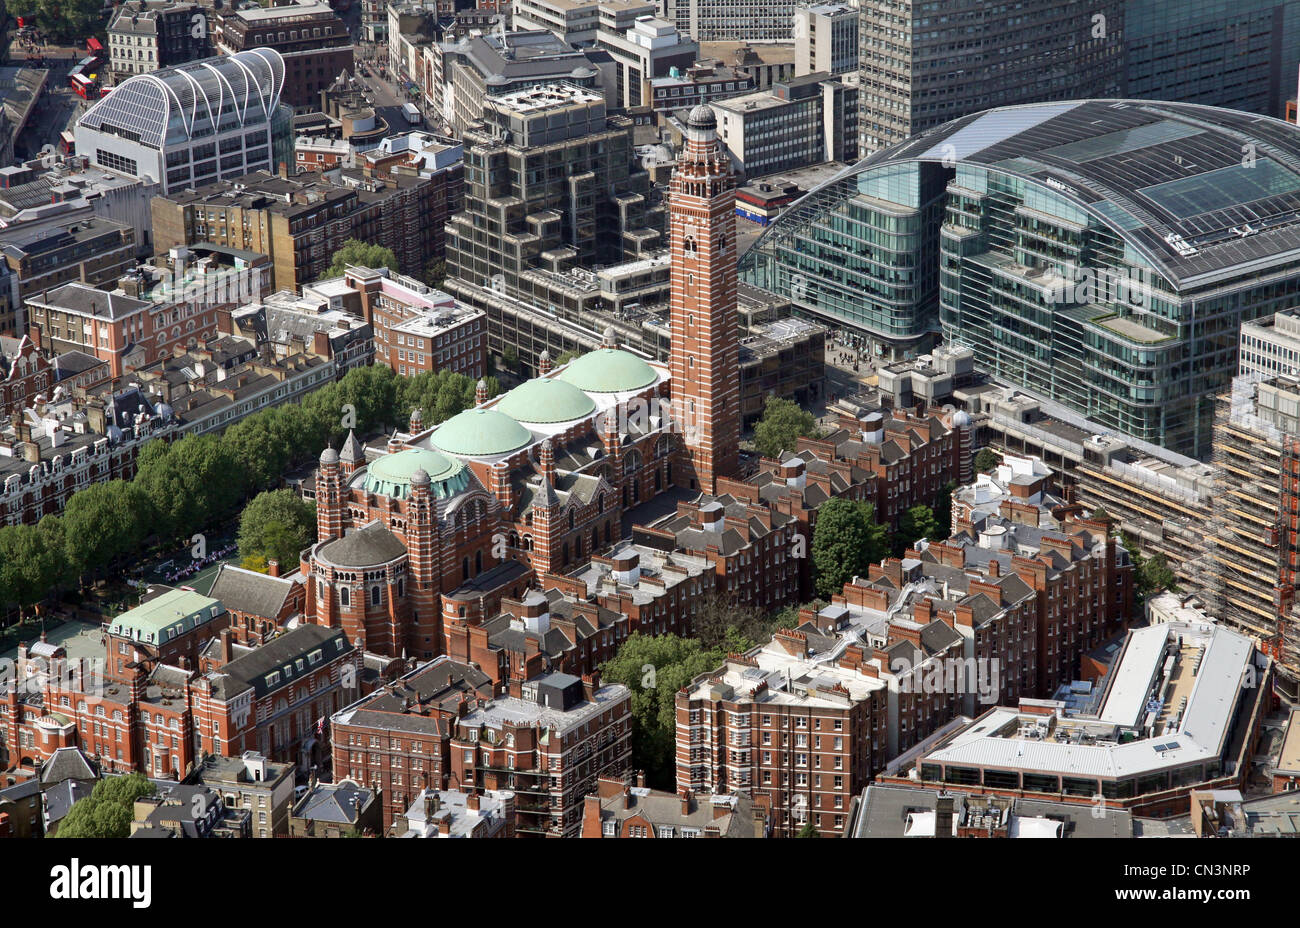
[39,747,99,787]
[208,564,297,620]
[208,625,351,701]
[316,520,408,567]
[293,781,376,825]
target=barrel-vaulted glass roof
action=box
[77,48,285,149]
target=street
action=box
[6,39,89,163]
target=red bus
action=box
[70,73,98,98]
[59,131,75,156]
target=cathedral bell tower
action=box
[668,104,740,493]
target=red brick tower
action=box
[669,104,740,492]
[406,466,442,661]
[317,447,345,542]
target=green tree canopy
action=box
[753,394,823,459]
[691,592,803,653]
[60,480,150,578]
[811,498,889,599]
[10,0,107,43]
[797,821,821,838]
[1122,532,1177,603]
[424,259,447,288]
[973,447,1001,474]
[0,517,72,616]
[325,239,399,279]
[896,504,940,555]
[238,489,317,567]
[601,634,725,789]
[55,773,155,839]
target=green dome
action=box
[495,377,597,424]
[557,348,658,393]
[431,408,533,457]
[362,448,467,499]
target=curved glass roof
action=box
[495,377,596,424]
[557,348,658,393]
[361,447,466,499]
[77,49,285,148]
[431,408,533,457]
[746,99,1300,285]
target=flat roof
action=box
[921,624,1256,781]
[1097,624,1169,728]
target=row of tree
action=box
[0,365,497,615]
[8,0,106,45]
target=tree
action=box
[324,239,399,279]
[553,350,579,367]
[601,634,725,788]
[238,489,317,567]
[10,0,106,43]
[811,498,889,599]
[931,481,956,540]
[973,447,1001,474]
[691,592,777,652]
[0,517,71,616]
[797,821,821,838]
[424,259,447,288]
[753,394,822,459]
[61,480,149,581]
[55,773,155,839]
[896,504,940,555]
[1122,532,1176,602]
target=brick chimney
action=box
[466,791,480,811]
[988,558,1000,578]
[219,627,234,664]
[267,559,280,578]
[680,788,692,816]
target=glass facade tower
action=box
[741,100,1300,458]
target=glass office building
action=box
[742,100,1300,458]
[857,0,1300,158]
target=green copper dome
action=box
[431,408,533,457]
[557,348,658,394]
[495,377,597,424]
[362,447,467,499]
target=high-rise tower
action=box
[669,104,740,492]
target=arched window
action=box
[475,550,483,573]
[371,586,381,606]
[462,556,470,578]
[340,587,350,606]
